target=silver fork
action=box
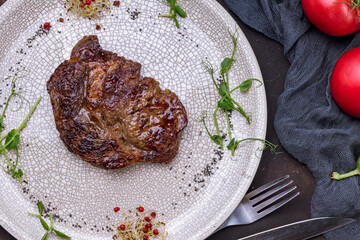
[211,175,299,236]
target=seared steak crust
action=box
[47,35,188,169]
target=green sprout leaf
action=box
[239,79,253,93]
[41,231,49,240]
[40,218,50,231]
[0,118,2,130]
[218,98,234,111]
[219,82,228,96]
[5,129,20,149]
[13,168,23,182]
[227,138,240,156]
[17,168,23,177]
[37,201,44,215]
[220,57,233,76]
[174,4,187,18]
[238,78,263,93]
[54,229,71,239]
[211,135,223,147]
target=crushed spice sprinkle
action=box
[126,8,141,20]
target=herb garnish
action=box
[202,29,278,156]
[332,156,360,180]
[227,138,279,157]
[29,201,70,239]
[0,71,42,182]
[158,0,187,29]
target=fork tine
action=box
[257,191,300,219]
[209,177,299,235]
[246,175,289,199]
[250,180,293,204]
[254,186,298,211]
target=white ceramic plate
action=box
[0,0,266,239]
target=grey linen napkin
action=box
[224,0,360,239]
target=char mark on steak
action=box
[47,35,188,169]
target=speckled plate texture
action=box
[0,0,266,239]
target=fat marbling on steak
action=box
[47,35,188,169]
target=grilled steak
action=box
[47,35,188,169]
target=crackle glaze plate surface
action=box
[0,0,267,239]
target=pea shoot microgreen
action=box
[237,78,263,93]
[158,0,187,28]
[28,201,70,239]
[227,138,280,157]
[0,70,42,182]
[202,29,277,156]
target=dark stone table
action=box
[0,0,323,239]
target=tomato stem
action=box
[334,0,360,9]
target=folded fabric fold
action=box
[224,0,360,239]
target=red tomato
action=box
[302,0,360,36]
[330,47,360,118]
